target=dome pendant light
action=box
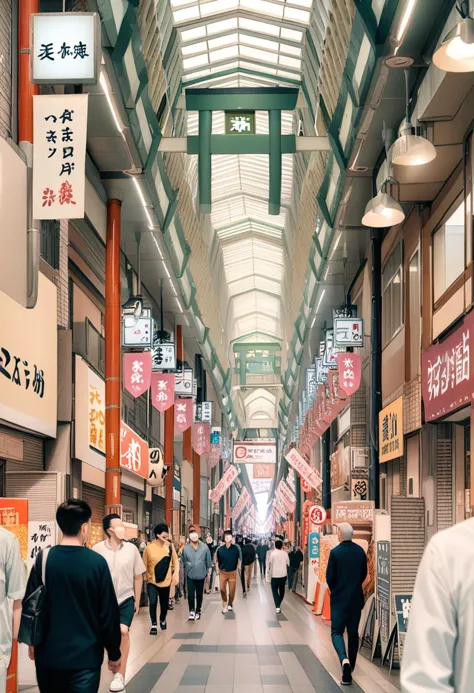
[361,186,405,228]
[391,70,437,166]
[433,3,474,73]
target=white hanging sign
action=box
[33,94,88,220]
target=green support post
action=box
[269,109,282,216]
[199,110,212,213]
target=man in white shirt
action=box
[401,519,474,693]
[0,526,25,693]
[93,514,145,693]
[268,540,289,614]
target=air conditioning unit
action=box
[351,446,369,470]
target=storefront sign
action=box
[193,423,211,456]
[351,469,369,501]
[0,274,57,437]
[394,593,412,659]
[306,366,317,405]
[233,441,276,464]
[150,373,174,413]
[33,94,88,219]
[123,352,152,398]
[173,459,181,503]
[194,401,213,424]
[123,316,153,348]
[309,505,327,526]
[376,541,391,658]
[209,464,239,503]
[147,447,165,487]
[28,521,56,571]
[336,352,362,396]
[332,501,375,525]
[152,339,176,371]
[285,448,322,490]
[253,463,273,478]
[174,398,192,434]
[323,329,343,368]
[315,357,328,385]
[210,427,221,445]
[175,367,194,397]
[31,12,100,85]
[120,422,149,479]
[334,317,363,348]
[307,531,321,603]
[379,396,403,463]
[333,305,357,321]
[225,111,255,134]
[422,310,474,421]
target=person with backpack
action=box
[21,499,121,693]
[142,523,179,634]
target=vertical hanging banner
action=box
[337,352,362,397]
[33,94,88,219]
[285,448,322,490]
[174,398,192,434]
[193,423,211,455]
[208,444,221,469]
[209,464,239,503]
[150,372,175,412]
[123,352,152,398]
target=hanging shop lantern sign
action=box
[123,352,152,398]
[306,366,317,405]
[150,372,174,413]
[193,423,211,456]
[332,304,357,322]
[33,94,88,220]
[309,505,327,526]
[31,12,100,85]
[147,447,166,487]
[336,352,362,396]
[323,329,343,369]
[210,427,221,445]
[122,315,153,349]
[334,317,364,348]
[285,448,322,490]
[152,336,176,371]
[194,401,213,424]
[208,444,221,469]
[225,111,256,135]
[175,367,194,397]
[315,356,329,385]
[120,422,149,479]
[174,398,192,434]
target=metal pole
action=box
[269,109,282,215]
[322,429,331,511]
[164,406,174,527]
[193,450,201,528]
[198,110,212,213]
[105,200,122,513]
[370,229,382,507]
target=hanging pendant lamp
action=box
[391,70,436,166]
[433,5,474,73]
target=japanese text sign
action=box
[88,369,105,455]
[422,310,474,421]
[334,318,364,348]
[174,398,192,434]
[175,367,194,397]
[33,94,88,219]
[209,464,239,503]
[253,463,273,479]
[379,396,403,463]
[309,505,327,526]
[150,373,174,413]
[28,521,56,571]
[32,12,100,85]
[194,401,213,424]
[308,532,320,560]
[152,339,176,371]
[332,501,375,526]
[233,441,276,464]
[232,488,250,522]
[123,352,152,398]
[120,421,149,479]
[225,111,255,134]
[123,317,153,348]
[208,444,221,469]
[337,352,362,397]
[285,448,322,490]
[193,423,211,456]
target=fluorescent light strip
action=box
[315,288,326,314]
[396,0,417,42]
[329,231,342,260]
[176,297,184,312]
[99,71,123,134]
[151,234,164,260]
[132,177,154,230]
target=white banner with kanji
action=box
[209,464,239,504]
[33,94,88,219]
[285,448,322,490]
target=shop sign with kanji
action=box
[336,352,362,396]
[421,310,474,421]
[225,111,255,135]
[209,464,239,503]
[88,370,105,455]
[150,373,175,413]
[334,317,363,348]
[333,501,375,526]
[31,12,100,85]
[193,423,211,456]
[174,399,192,434]
[152,338,176,371]
[33,94,88,220]
[120,422,149,479]
[194,401,213,424]
[123,316,153,349]
[285,448,322,490]
[123,352,152,398]
[379,396,403,463]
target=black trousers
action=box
[271,576,287,608]
[36,667,101,693]
[147,583,170,625]
[331,609,362,670]
[187,577,205,613]
[240,564,246,594]
[258,558,265,577]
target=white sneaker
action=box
[276,607,281,614]
[228,605,233,611]
[189,611,196,621]
[222,604,228,614]
[109,673,125,692]
[195,612,201,621]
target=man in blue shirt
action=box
[181,529,211,621]
[216,531,240,614]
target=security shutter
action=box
[82,483,105,523]
[390,496,425,596]
[122,488,138,523]
[5,471,59,521]
[0,0,12,139]
[0,425,44,472]
[152,493,165,526]
[436,424,453,532]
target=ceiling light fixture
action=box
[362,179,405,228]
[99,71,123,133]
[433,2,474,72]
[132,177,154,230]
[315,288,326,314]
[391,70,436,166]
[395,0,417,44]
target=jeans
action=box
[187,577,205,613]
[36,667,101,693]
[331,609,362,670]
[219,570,237,606]
[147,583,171,625]
[271,576,287,608]
[258,558,265,577]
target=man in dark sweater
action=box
[24,500,121,693]
[242,537,256,590]
[326,522,368,687]
[216,530,240,613]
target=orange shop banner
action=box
[120,422,149,480]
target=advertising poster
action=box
[376,541,391,659]
[307,532,320,602]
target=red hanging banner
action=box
[123,352,152,398]
[193,422,211,455]
[174,398,192,434]
[208,443,221,469]
[150,372,175,412]
[337,352,362,397]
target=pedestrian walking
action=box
[326,522,368,686]
[235,535,247,597]
[177,536,187,601]
[181,529,212,621]
[142,523,179,634]
[216,531,240,613]
[242,538,256,590]
[268,540,289,614]
[22,500,121,693]
[288,545,304,592]
[93,514,145,692]
[256,539,269,578]
[0,526,25,693]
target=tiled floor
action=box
[20,575,401,692]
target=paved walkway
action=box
[20,574,400,693]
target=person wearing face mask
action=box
[93,514,145,692]
[22,500,121,693]
[181,530,212,620]
[216,530,241,613]
[142,523,179,634]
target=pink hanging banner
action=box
[174,399,192,435]
[285,448,322,490]
[208,444,221,469]
[209,464,239,503]
[150,373,175,412]
[337,352,362,397]
[193,423,211,456]
[123,352,152,398]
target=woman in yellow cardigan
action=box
[142,523,179,634]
